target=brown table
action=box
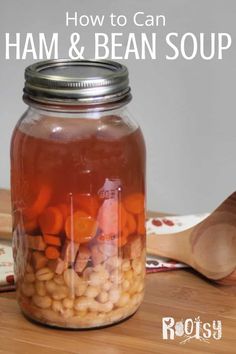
[0,190,235,354]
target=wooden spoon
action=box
[147,192,236,283]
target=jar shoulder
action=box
[13,108,142,143]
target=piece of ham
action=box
[123,235,142,259]
[98,243,117,258]
[97,199,119,235]
[28,235,46,251]
[74,245,91,273]
[48,258,66,275]
[90,245,108,265]
[31,251,48,270]
[61,240,79,264]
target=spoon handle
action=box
[147,229,193,266]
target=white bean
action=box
[102,269,110,280]
[54,275,65,285]
[102,281,113,292]
[74,310,87,318]
[88,299,100,312]
[109,269,123,284]
[62,308,74,319]
[137,281,144,293]
[121,259,131,272]
[52,285,68,300]
[107,307,126,323]
[24,272,35,283]
[35,267,54,281]
[52,300,63,313]
[83,312,99,322]
[116,293,130,308]
[74,298,87,312]
[131,293,143,306]
[75,282,87,297]
[89,270,109,287]
[35,281,46,296]
[129,277,141,295]
[63,268,81,288]
[105,256,122,270]
[132,259,142,275]
[21,282,35,297]
[38,309,60,323]
[74,297,92,312]
[109,288,121,304]
[84,286,100,299]
[75,298,100,313]
[32,295,52,309]
[97,291,108,304]
[45,280,57,294]
[124,269,133,282]
[122,279,130,292]
[99,301,113,313]
[63,298,74,309]
[129,295,136,308]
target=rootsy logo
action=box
[162,316,222,344]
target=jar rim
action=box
[24,59,131,109]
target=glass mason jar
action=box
[11,59,146,328]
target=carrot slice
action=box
[124,193,145,214]
[57,203,70,222]
[119,203,127,231]
[65,210,98,244]
[24,185,52,219]
[45,246,60,260]
[126,212,136,234]
[43,234,61,247]
[137,212,146,235]
[76,194,100,218]
[38,206,63,235]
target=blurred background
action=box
[1,0,236,214]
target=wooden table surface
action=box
[0,189,235,354]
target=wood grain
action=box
[0,189,236,353]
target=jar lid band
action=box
[24,59,131,107]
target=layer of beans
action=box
[18,250,145,328]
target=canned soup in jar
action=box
[11,59,146,328]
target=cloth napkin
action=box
[146,213,209,273]
[0,240,15,291]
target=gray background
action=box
[0,0,235,214]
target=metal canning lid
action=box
[24,59,131,107]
